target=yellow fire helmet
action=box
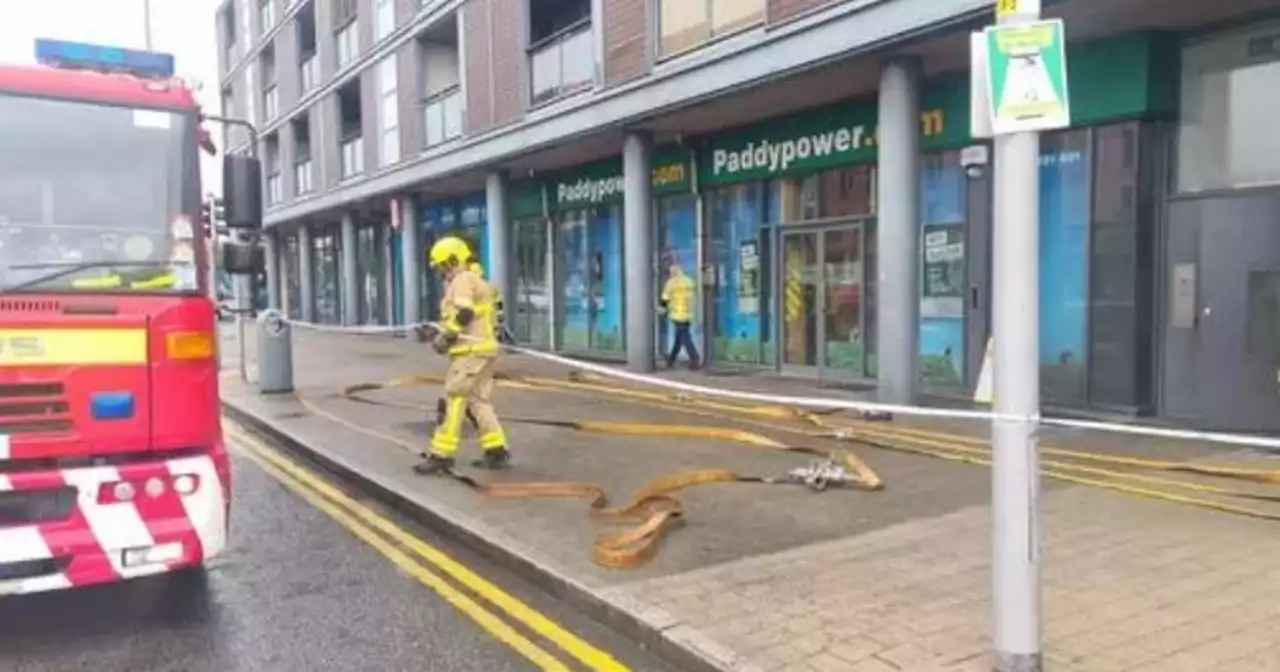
[428,235,472,269]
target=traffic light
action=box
[200,197,227,237]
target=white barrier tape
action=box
[273,316,1280,453]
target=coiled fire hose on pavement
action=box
[290,366,1280,570]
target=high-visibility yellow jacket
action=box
[440,269,500,357]
[660,273,696,322]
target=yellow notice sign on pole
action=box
[995,0,1041,19]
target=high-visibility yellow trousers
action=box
[430,355,507,456]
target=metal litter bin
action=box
[256,309,294,394]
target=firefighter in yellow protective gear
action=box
[414,236,511,475]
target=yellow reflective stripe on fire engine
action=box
[0,328,148,366]
[69,273,177,290]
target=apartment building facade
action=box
[215,0,1280,431]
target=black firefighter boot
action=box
[412,452,455,476]
[471,447,512,470]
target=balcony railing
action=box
[300,54,318,93]
[529,22,595,107]
[422,87,462,149]
[294,159,314,195]
[340,137,364,179]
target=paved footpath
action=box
[221,328,1280,672]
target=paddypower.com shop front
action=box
[546,153,694,359]
[697,77,971,383]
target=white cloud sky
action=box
[0,0,224,194]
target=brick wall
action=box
[488,0,523,126]
[603,0,649,87]
[461,0,493,132]
[767,0,836,25]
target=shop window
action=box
[556,206,625,356]
[705,183,772,366]
[513,218,552,347]
[283,234,302,320]
[1088,123,1143,407]
[919,151,967,388]
[1177,21,1280,192]
[657,0,764,58]
[1039,129,1091,404]
[770,165,875,222]
[355,225,385,325]
[310,227,342,325]
[1245,269,1280,360]
[655,195,702,361]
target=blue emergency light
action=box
[34,38,175,79]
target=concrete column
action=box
[875,57,922,405]
[263,230,281,310]
[485,172,514,307]
[298,224,315,323]
[400,197,423,325]
[623,131,655,372]
[340,213,359,325]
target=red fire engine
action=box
[0,39,263,595]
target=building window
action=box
[300,54,319,92]
[264,85,279,120]
[376,56,400,166]
[657,0,764,57]
[1177,20,1280,192]
[423,86,462,147]
[244,69,257,126]
[374,0,395,42]
[259,0,277,32]
[295,159,313,194]
[528,0,594,106]
[336,20,359,69]
[341,136,364,178]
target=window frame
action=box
[654,0,765,61]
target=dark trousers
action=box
[666,320,700,368]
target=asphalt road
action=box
[0,429,677,672]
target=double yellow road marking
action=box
[224,422,631,672]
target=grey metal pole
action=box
[142,0,153,50]
[991,4,1043,671]
[622,131,655,372]
[236,271,252,383]
[875,57,922,405]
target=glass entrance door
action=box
[781,231,819,371]
[779,223,871,379]
[822,227,868,378]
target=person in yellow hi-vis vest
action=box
[414,236,511,474]
[659,262,700,369]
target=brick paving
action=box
[221,327,1280,671]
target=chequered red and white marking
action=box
[0,453,228,596]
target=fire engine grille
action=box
[0,299,61,313]
[0,383,73,435]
